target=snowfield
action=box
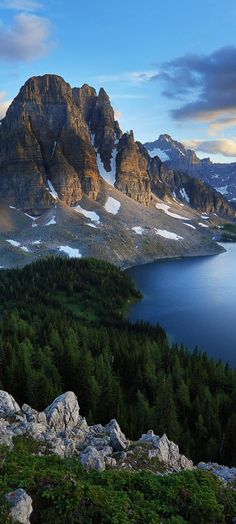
[6,240,29,252]
[147,147,170,162]
[217,186,228,195]
[47,180,58,200]
[24,213,38,221]
[132,226,145,235]
[180,187,190,203]
[154,229,183,240]
[58,246,82,258]
[86,223,97,229]
[104,197,121,215]
[156,202,189,220]
[74,205,100,224]
[198,222,209,228]
[6,240,20,248]
[45,216,56,226]
[183,223,196,230]
[96,148,117,186]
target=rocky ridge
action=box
[148,155,234,216]
[1,389,235,522]
[0,74,235,220]
[1,389,235,480]
[145,134,236,204]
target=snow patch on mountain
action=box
[6,240,29,252]
[147,147,170,162]
[96,149,117,186]
[154,229,183,240]
[183,223,196,230]
[58,246,82,258]
[50,141,57,160]
[104,197,121,215]
[132,226,145,235]
[47,180,58,200]
[156,203,189,220]
[24,213,38,221]
[45,217,56,226]
[180,188,190,203]
[217,186,228,195]
[86,223,97,229]
[198,222,209,228]
[74,205,100,224]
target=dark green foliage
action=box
[0,441,236,523]
[217,223,236,242]
[0,257,235,464]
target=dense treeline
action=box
[0,257,235,465]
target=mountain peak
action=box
[98,87,110,102]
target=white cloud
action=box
[184,138,236,157]
[114,108,123,121]
[94,70,159,85]
[0,12,54,61]
[0,91,12,119]
[208,116,236,135]
[0,0,42,10]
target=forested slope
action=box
[0,257,235,465]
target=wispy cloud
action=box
[0,12,54,61]
[151,46,236,134]
[0,91,12,119]
[114,109,123,121]
[95,70,159,85]
[0,0,42,10]
[111,94,148,100]
[184,138,236,158]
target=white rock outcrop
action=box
[0,391,20,417]
[198,462,236,483]
[44,391,82,432]
[5,489,33,524]
[139,430,193,471]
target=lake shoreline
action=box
[127,242,236,367]
[122,242,226,271]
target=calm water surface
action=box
[127,243,236,366]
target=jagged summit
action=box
[0,74,148,210]
[0,73,235,218]
[145,133,236,202]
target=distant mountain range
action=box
[0,75,235,268]
[145,134,236,203]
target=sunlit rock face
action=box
[0,74,235,217]
[145,133,236,206]
[115,131,151,206]
[149,156,236,217]
[0,75,100,210]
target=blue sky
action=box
[1,0,236,162]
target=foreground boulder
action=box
[139,430,193,471]
[44,391,82,432]
[105,419,128,451]
[0,389,222,479]
[0,391,20,418]
[198,462,236,483]
[80,446,107,472]
[5,489,33,524]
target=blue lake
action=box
[127,243,236,367]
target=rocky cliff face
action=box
[115,132,151,205]
[0,75,101,210]
[0,74,235,217]
[149,156,236,217]
[145,134,236,204]
[0,74,151,211]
